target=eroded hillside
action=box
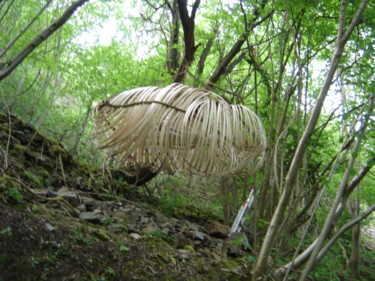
[0,113,252,281]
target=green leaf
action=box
[119,244,130,252]
[367,159,375,168]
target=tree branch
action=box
[317,202,375,262]
[98,100,186,113]
[300,79,373,280]
[173,0,201,83]
[205,10,273,87]
[0,0,90,81]
[0,0,53,59]
[273,202,375,279]
[252,0,369,278]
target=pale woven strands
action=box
[94,83,266,176]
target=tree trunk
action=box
[72,102,92,155]
[0,0,89,81]
[348,188,361,279]
[205,7,273,87]
[252,0,369,279]
[165,0,180,76]
[173,0,200,83]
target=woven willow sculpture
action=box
[94,83,266,176]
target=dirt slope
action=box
[0,113,251,281]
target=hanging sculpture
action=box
[94,83,266,176]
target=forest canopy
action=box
[0,0,374,280]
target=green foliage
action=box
[119,244,130,252]
[7,188,23,204]
[0,0,374,279]
[0,227,12,236]
[72,229,90,245]
[159,193,188,218]
[151,230,174,245]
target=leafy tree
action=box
[0,0,374,280]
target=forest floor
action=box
[0,113,374,281]
[0,113,253,281]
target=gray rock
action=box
[107,224,127,233]
[101,202,113,217]
[81,196,100,211]
[228,232,250,248]
[207,222,230,239]
[30,188,58,198]
[188,223,199,232]
[57,187,80,207]
[154,211,168,223]
[160,222,172,229]
[126,224,138,233]
[130,212,140,222]
[79,211,104,224]
[45,223,55,232]
[176,249,192,260]
[161,228,170,235]
[175,238,194,249]
[141,221,160,234]
[193,231,205,241]
[76,204,87,212]
[225,242,247,257]
[112,211,136,224]
[139,216,150,225]
[130,233,142,240]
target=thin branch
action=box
[273,162,374,279]
[98,100,186,113]
[0,0,53,59]
[0,0,16,25]
[300,84,373,280]
[252,0,369,278]
[317,202,375,262]
[0,0,89,81]
[14,69,41,97]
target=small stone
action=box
[225,242,247,257]
[154,211,168,223]
[188,223,199,232]
[76,204,86,212]
[31,189,57,198]
[45,223,55,232]
[139,216,150,225]
[160,222,172,229]
[107,224,127,233]
[141,221,160,234]
[193,231,205,241]
[126,224,138,233]
[176,249,191,260]
[79,211,103,224]
[112,211,136,224]
[57,187,80,207]
[81,196,100,211]
[207,222,230,239]
[175,238,193,249]
[101,203,113,217]
[162,228,170,235]
[130,233,142,240]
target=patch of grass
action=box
[72,229,90,245]
[151,230,174,245]
[119,243,130,252]
[7,187,23,204]
[0,227,12,236]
